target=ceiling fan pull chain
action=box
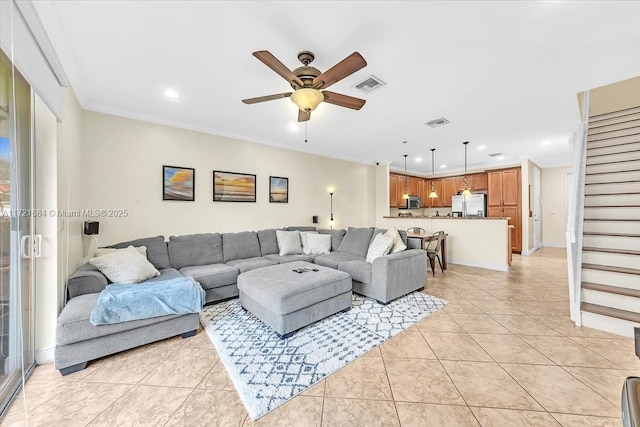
[305,118,308,143]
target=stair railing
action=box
[566,91,589,325]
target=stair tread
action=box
[582,246,640,256]
[585,181,640,185]
[582,282,640,298]
[583,232,640,237]
[586,149,640,158]
[581,303,640,323]
[582,205,640,208]
[590,106,640,120]
[586,158,640,166]
[585,193,640,196]
[585,169,640,176]
[582,263,640,275]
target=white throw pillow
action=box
[366,233,394,263]
[304,233,331,255]
[89,246,160,284]
[385,228,407,253]
[94,245,147,258]
[276,230,303,256]
[300,231,319,254]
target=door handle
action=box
[20,235,31,258]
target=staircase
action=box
[579,106,640,337]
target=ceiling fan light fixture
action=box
[291,88,323,112]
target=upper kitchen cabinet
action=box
[442,177,457,207]
[389,174,399,208]
[472,173,488,190]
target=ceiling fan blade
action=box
[322,91,366,110]
[312,52,367,89]
[253,51,304,89]
[242,92,292,104]
[297,109,310,122]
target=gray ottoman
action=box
[238,261,352,338]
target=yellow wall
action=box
[78,110,377,251]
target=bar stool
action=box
[426,231,445,276]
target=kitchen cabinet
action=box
[390,174,399,208]
[442,177,457,207]
[408,176,419,197]
[472,173,488,190]
[487,168,521,253]
[419,178,430,207]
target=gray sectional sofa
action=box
[56,226,427,375]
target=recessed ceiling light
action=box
[415,157,423,162]
[495,155,505,160]
[440,164,447,169]
[477,145,486,150]
[288,123,298,132]
[163,89,180,99]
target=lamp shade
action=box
[402,192,410,199]
[291,88,323,111]
[428,190,438,198]
[462,188,472,196]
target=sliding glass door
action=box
[0,48,35,413]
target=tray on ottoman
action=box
[237,261,352,338]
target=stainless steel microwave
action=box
[400,196,421,209]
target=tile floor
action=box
[2,248,638,426]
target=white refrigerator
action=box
[451,194,487,217]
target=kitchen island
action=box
[378,216,511,271]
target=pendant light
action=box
[428,148,438,198]
[462,141,472,196]
[401,154,410,199]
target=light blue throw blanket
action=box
[90,276,205,325]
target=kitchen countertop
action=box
[382,216,509,220]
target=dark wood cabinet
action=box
[487,168,521,253]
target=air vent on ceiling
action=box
[353,75,386,93]
[425,117,450,128]
[488,153,503,157]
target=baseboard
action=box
[448,258,509,272]
[543,242,566,248]
[35,346,54,364]
[520,248,536,256]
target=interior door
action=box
[533,166,541,250]
[0,50,35,413]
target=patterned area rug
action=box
[200,291,447,420]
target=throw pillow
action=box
[90,246,160,284]
[94,245,147,258]
[385,228,407,253]
[276,230,302,256]
[300,231,319,254]
[304,233,331,255]
[365,233,394,263]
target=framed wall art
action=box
[269,176,288,203]
[213,170,256,202]
[163,165,195,201]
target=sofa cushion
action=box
[257,229,279,256]
[168,233,223,268]
[304,233,331,255]
[226,257,278,273]
[337,227,374,258]
[318,229,346,251]
[179,264,239,290]
[89,247,160,284]
[338,260,372,284]
[222,231,262,262]
[286,226,317,231]
[384,228,407,253]
[276,230,302,256]
[313,251,361,269]
[107,236,170,270]
[300,231,318,254]
[365,234,394,263]
[57,293,182,345]
[263,254,314,264]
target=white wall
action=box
[78,111,376,250]
[541,166,573,247]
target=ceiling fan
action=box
[242,50,367,122]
